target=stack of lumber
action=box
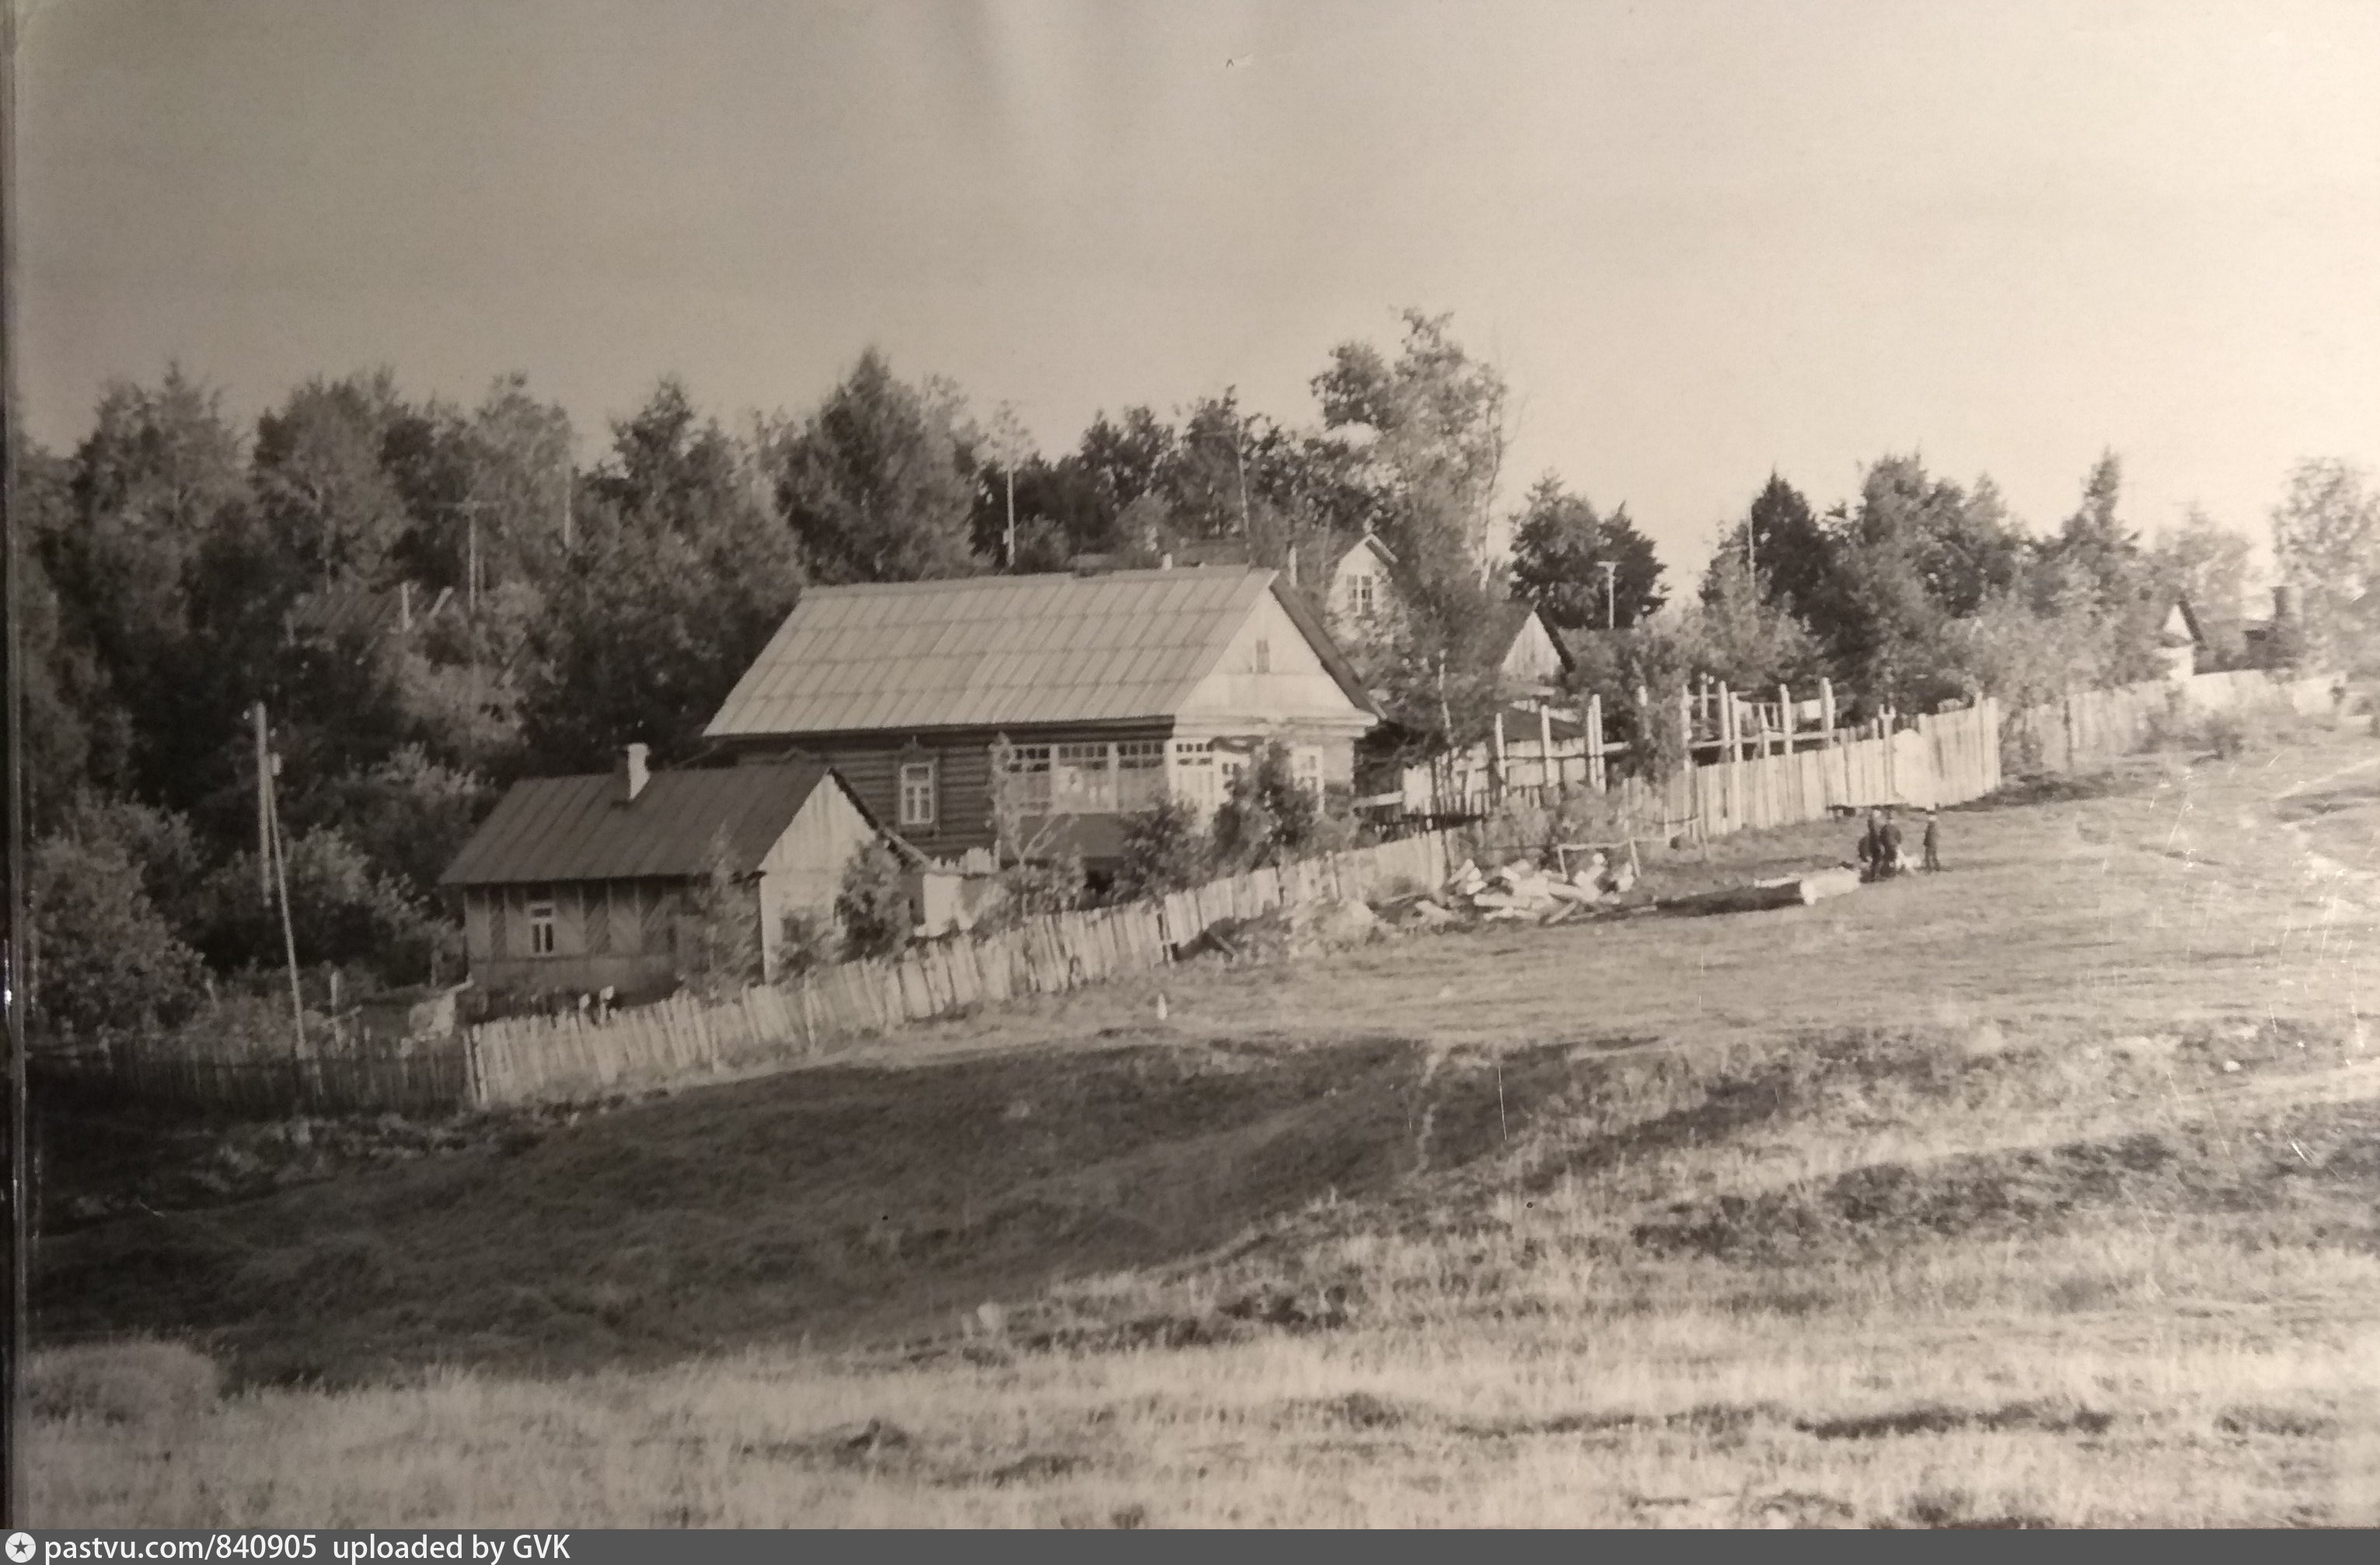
[1387,853,1638,929]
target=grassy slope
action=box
[31,731,2380,1527]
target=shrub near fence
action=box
[466,831,1454,1109]
[2002,669,2337,774]
[49,674,2334,1118]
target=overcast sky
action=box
[21,0,2380,573]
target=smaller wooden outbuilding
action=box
[439,746,881,1002]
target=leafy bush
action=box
[190,824,449,988]
[27,833,210,1047]
[775,910,839,981]
[2144,701,2301,760]
[836,841,913,959]
[978,852,1087,932]
[1113,798,1209,900]
[679,828,763,1001]
[1213,742,1323,870]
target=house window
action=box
[1352,574,1376,618]
[999,743,1052,814]
[527,896,557,957]
[1253,638,1272,674]
[1053,742,1115,812]
[899,759,938,828]
[1171,740,1216,812]
[1216,748,1251,793]
[1117,740,1167,809]
[1293,747,1324,799]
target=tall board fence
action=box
[2002,667,2337,775]
[52,668,2339,1117]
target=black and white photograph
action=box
[7,0,2380,1531]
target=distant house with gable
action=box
[2158,595,2208,680]
[701,565,1381,868]
[439,748,881,1000]
[1323,532,1404,645]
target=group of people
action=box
[1857,803,1941,881]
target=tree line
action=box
[19,306,2375,1047]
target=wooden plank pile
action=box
[1390,850,1638,929]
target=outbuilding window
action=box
[1293,747,1324,799]
[1352,574,1376,618]
[527,896,557,957]
[899,760,938,828]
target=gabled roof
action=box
[1486,598,1575,672]
[704,566,1378,738]
[439,762,866,887]
[2162,595,2207,649]
[1329,531,1397,575]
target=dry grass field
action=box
[29,725,2380,1527]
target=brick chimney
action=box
[616,743,650,804]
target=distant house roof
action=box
[1486,599,1575,671]
[1329,532,1397,575]
[286,581,455,643]
[705,566,1378,739]
[439,762,868,887]
[2162,596,2207,649]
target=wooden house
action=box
[438,747,881,1000]
[701,565,1381,868]
[1323,532,1405,647]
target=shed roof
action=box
[704,566,1377,738]
[439,762,864,887]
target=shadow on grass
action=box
[36,1033,1586,1389]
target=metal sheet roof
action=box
[704,566,1375,738]
[438,762,855,887]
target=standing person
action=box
[1922,806,1942,872]
[1876,807,1904,879]
[1858,809,1884,880]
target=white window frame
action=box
[527,895,558,957]
[1116,739,1167,810]
[1000,743,1053,814]
[1352,573,1376,618]
[1052,742,1115,812]
[898,758,939,828]
[1293,746,1324,800]
[1170,740,1216,813]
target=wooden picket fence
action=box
[41,1033,469,1118]
[2001,669,2337,774]
[462,831,1453,1108]
[54,671,2335,1119]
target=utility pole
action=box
[1004,461,1017,570]
[253,704,308,1056]
[1597,560,1618,630]
[446,499,497,612]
